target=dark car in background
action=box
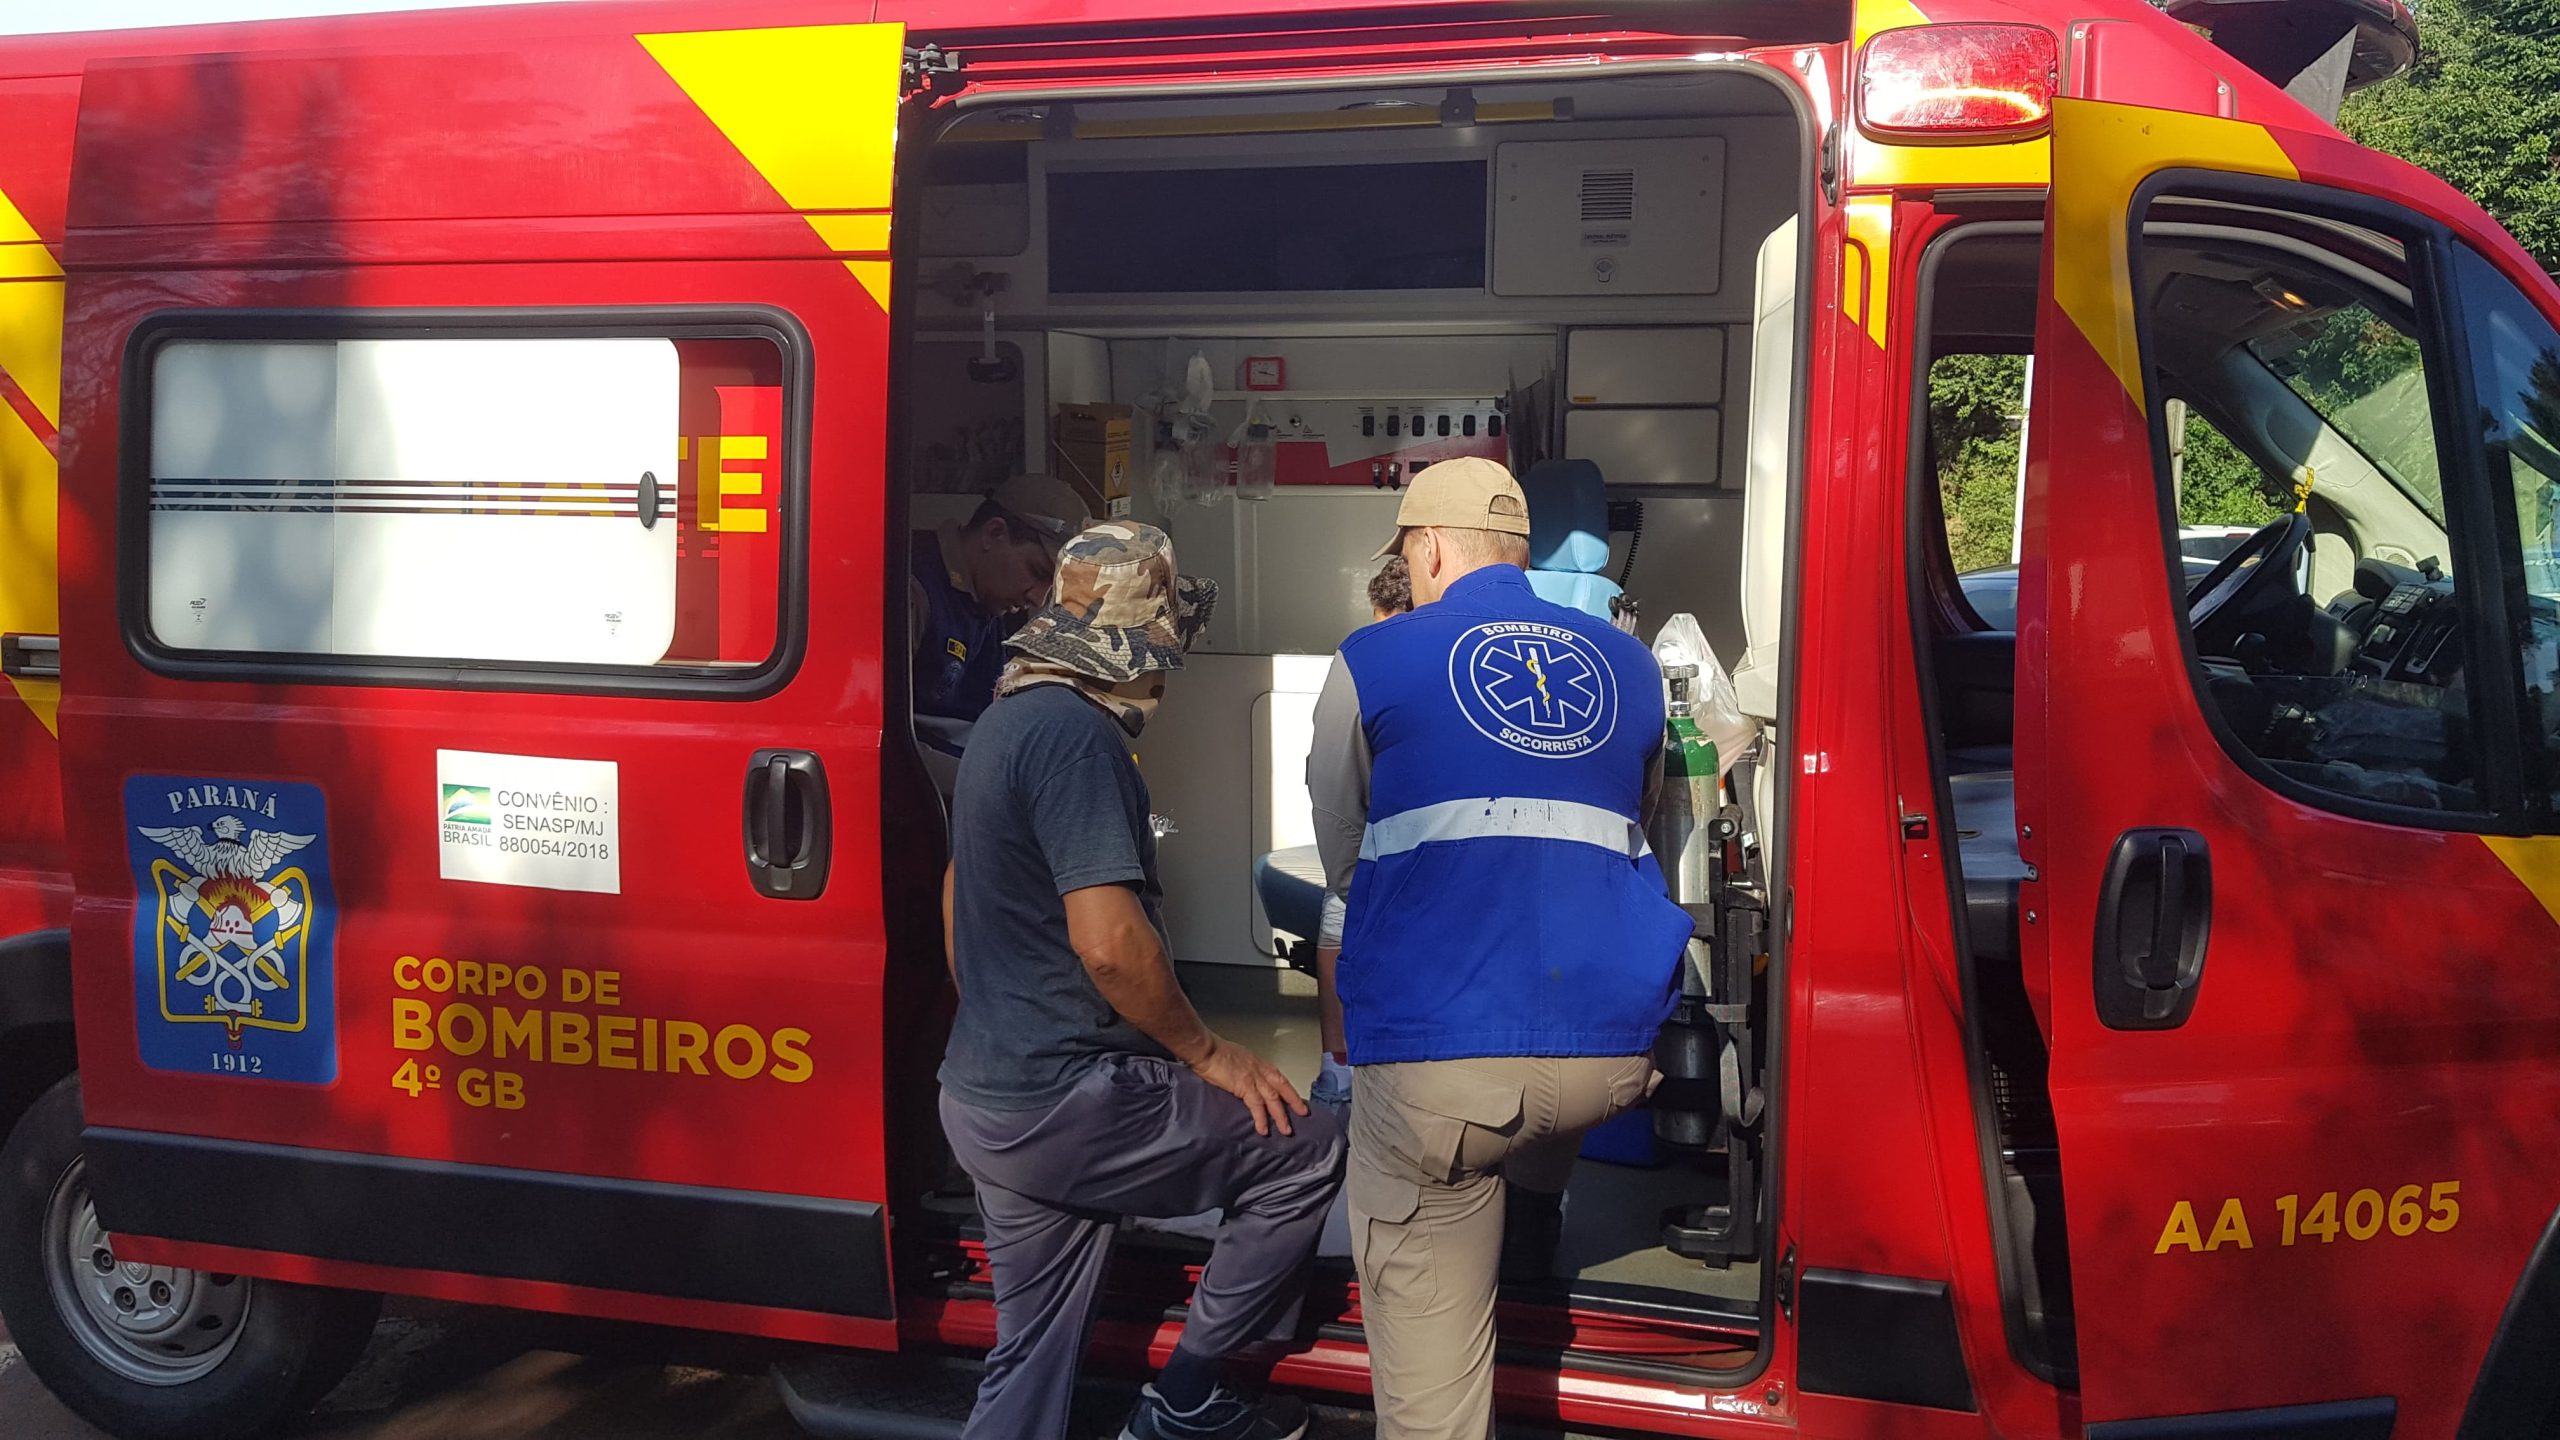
[1960,553,2222,629]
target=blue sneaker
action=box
[1119,1383,1309,1440]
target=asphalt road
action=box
[0,1305,1398,1440]
[2,1304,812,1440]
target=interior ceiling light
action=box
[2253,276,2312,310]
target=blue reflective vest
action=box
[911,531,1012,723]
[1338,566,1690,1064]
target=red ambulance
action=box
[3,0,2557,1437]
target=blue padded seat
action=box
[1254,845,1326,945]
[1522,460,1623,620]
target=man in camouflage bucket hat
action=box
[940,520,1343,1440]
[992,519,1220,735]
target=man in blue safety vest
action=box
[1305,457,1691,1440]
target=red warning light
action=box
[1857,24,2059,143]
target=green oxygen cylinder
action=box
[1650,664,1721,908]
[1649,662,1727,1156]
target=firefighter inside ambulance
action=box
[909,473,1094,792]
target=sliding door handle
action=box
[1,633,58,679]
[742,749,831,900]
[2093,827,2212,1031]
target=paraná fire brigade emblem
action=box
[125,776,339,1083]
[139,815,314,1039]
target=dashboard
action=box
[2336,576,2463,686]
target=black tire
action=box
[0,1075,383,1440]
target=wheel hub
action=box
[41,1158,250,1386]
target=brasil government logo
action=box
[440,784,492,826]
[125,776,338,1083]
[1448,621,1618,759]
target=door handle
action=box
[742,749,831,900]
[1,633,58,679]
[2093,827,2212,1031]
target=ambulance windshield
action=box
[2251,302,2442,526]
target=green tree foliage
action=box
[1929,0,2560,569]
[2530,352,2560,447]
[2282,309,2426,402]
[1926,358,2286,573]
[1928,354,2025,572]
[2339,0,2560,276]
[2175,412,2288,528]
[2262,304,2444,516]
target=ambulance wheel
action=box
[0,1074,383,1440]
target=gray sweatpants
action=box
[940,1053,1347,1440]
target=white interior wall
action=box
[1142,654,1333,968]
[911,494,982,533]
[1605,498,1747,664]
[908,334,1045,499]
[906,83,1802,965]
[910,111,1797,665]
[914,111,1795,333]
[909,324,1743,660]
[1734,215,1800,720]
[1110,334,1556,403]
[1045,331,1112,406]
[1111,332,1554,658]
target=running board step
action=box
[774,1354,971,1440]
[775,1351,1398,1440]
[773,1352,1190,1440]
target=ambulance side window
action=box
[2443,245,2560,815]
[2136,196,2487,817]
[134,323,794,685]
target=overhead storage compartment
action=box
[1493,137,1727,297]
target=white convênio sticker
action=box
[436,750,620,895]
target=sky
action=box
[0,0,540,34]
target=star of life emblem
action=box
[126,776,339,1082]
[1448,621,1619,758]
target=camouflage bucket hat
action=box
[1005,521,1218,682]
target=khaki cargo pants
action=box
[1349,1054,1655,1440]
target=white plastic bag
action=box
[1652,612,1755,779]
[1148,444,1187,515]
[1176,351,1217,437]
[1164,351,1234,505]
[1181,437,1228,506]
[1230,401,1277,501]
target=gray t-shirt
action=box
[938,683,1174,1111]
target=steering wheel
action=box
[2187,511,2310,654]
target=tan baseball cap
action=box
[1371,456,1533,560]
[988,472,1092,546]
